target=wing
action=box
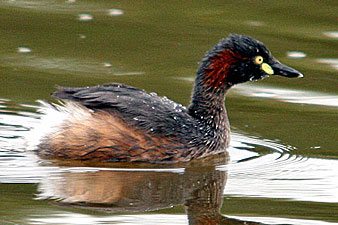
[52,83,197,137]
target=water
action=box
[0,0,337,224]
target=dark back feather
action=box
[52,83,200,139]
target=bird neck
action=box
[187,46,240,133]
[187,73,231,157]
[186,63,232,157]
[188,71,230,128]
[188,47,236,121]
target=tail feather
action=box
[51,86,83,100]
[25,100,91,150]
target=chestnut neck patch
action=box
[204,50,242,88]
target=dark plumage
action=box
[36,34,303,163]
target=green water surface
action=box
[0,0,337,224]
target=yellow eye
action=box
[254,56,264,64]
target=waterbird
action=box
[35,34,303,163]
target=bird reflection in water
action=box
[37,154,264,225]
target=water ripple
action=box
[234,84,338,107]
[177,77,338,107]
[0,100,337,204]
[3,0,117,13]
[224,144,338,203]
[27,213,337,225]
[1,55,145,76]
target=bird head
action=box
[198,34,303,88]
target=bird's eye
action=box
[254,56,264,64]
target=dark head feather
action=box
[226,34,272,59]
[196,34,276,88]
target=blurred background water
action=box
[0,0,337,224]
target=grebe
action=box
[35,34,303,163]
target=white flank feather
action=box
[25,100,91,150]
